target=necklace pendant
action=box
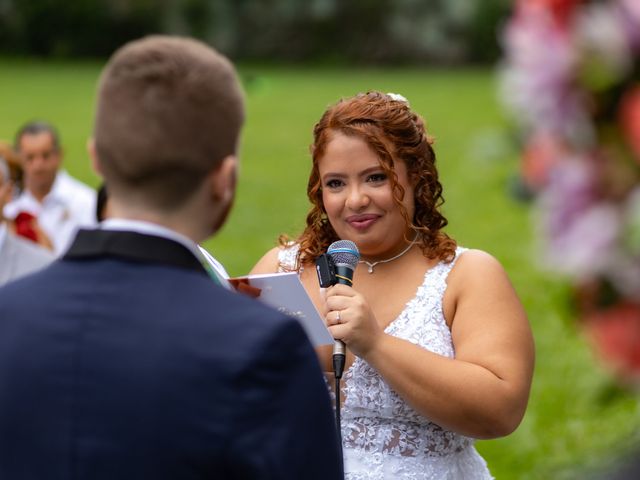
[358,234,418,275]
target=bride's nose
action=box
[345,184,370,210]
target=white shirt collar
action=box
[100,218,201,259]
[99,218,231,289]
[27,170,70,205]
[3,171,69,217]
[47,171,66,202]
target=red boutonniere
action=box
[13,211,39,243]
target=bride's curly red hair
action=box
[280,91,456,269]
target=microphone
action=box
[327,240,359,379]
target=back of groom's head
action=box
[94,35,245,210]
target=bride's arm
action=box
[325,249,534,439]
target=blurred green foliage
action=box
[0,0,512,63]
[0,0,161,56]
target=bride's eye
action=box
[367,173,387,183]
[325,179,344,189]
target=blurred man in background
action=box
[3,121,96,255]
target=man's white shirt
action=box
[3,170,97,255]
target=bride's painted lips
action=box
[346,213,380,230]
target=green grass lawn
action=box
[2,57,639,478]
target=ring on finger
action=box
[336,310,341,323]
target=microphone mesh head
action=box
[328,240,360,268]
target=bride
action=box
[251,91,534,479]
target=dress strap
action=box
[429,246,468,300]
[441,246,468,276]
[277,243,300,272]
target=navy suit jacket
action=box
[0,229,343,479]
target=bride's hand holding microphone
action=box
[324,284,383,359]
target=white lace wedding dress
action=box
[279,246,493,480]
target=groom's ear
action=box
[208,155,237,202]
[87,138,103,176]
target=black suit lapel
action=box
[64,229,207,275]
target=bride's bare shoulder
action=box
[250,247,282,275]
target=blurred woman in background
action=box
[0,140,53,250]
[0,151,53,285]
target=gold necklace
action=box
[359,234,418,274]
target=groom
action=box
[0,36,343,479]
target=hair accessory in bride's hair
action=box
[386,92,409,105]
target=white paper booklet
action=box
[230,272,334,347]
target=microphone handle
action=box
[331,263,354,379]
[333,264,354,287]
[333,340,346,380]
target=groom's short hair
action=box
[94,35,245,209]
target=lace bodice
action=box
[279,245,493,479]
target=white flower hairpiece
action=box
[386,92,409,105]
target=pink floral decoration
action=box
[501,0,640,380]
